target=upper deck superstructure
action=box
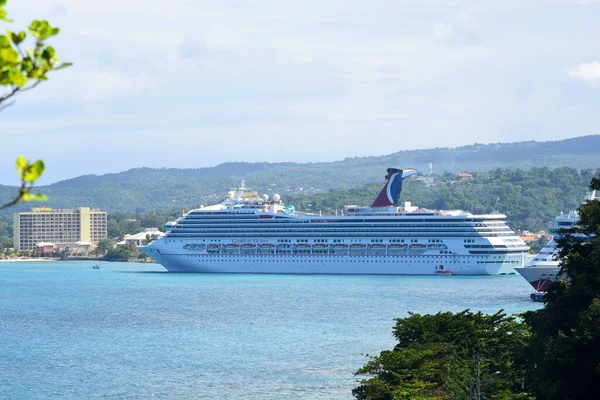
[140,168,529,274]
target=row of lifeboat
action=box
[205,243,432,254]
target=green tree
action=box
[57,246,71,259]
[1,0,70,210]
[526,235,550,255]
[353,310,531,400]
[103,244,135,262]
[92,238,115,256]
[523,176,600,399]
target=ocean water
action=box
[0,261,542,400]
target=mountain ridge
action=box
[1,135,599,214]
[43,135,600,188]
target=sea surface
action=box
[0,261,542,399]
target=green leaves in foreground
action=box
[16,155,47,201]
[0,156,47,210]
[1,0,71,106]
[0,0,11,23]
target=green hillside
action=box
[289,167,596,231]
[1,135,599,214]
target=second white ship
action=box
[515,190,598,292]
[140,168,529,274]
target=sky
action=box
[1,0,599,185]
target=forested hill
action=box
[289,167,597,231]
[0,135,599,215]
[0,168,597,232]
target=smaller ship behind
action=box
[515,190,598,293]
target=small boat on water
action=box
[92,264,100,269]
[434,269,452,276]
[530,292,545,302]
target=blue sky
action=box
[1,0,599,185]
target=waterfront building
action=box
[13,207,107,251]
[117,228,165,247]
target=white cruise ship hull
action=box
[140,247,518,275]
[514,266,561,291]
[141,168,530,276]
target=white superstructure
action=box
[140,168,529,275]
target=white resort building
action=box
[118,228,165,247]
[14,207,108,251]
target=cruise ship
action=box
[515,190,598,292]
[139,168,529,274]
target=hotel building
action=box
[13,207,108,251]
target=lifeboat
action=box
[349,244,367,252]
[207,244,220,253]
[368,244,386,254]
[295,244,311,252]
[409,244,427,252]
[332,244,349,253]
[223,244,240,253]
[240,243,257,253]
[258,243,275,253]
[312,244,329,252]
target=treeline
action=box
[1,136,600,214]
[0,214,13,249]
[105,211,180,238]
[289,167,596,231]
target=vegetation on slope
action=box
[1,135,600,215]
[289,167,595,232]
[353,174,600,399]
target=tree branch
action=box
[0,81,43,111]
[19,79,43,93]
[0,86,20,103]
[0,100,16,112]
[0,182,27,211]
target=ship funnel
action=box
[370,168,417,207]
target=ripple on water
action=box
[0,261,542,399]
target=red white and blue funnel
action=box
[370,168,417,207]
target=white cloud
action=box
[567,62,600,87]
[2,0,600,184]
[433,22,456,41]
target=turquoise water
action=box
[0,261,542,399]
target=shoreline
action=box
[0,257,157,264]
[0,258,61,262]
